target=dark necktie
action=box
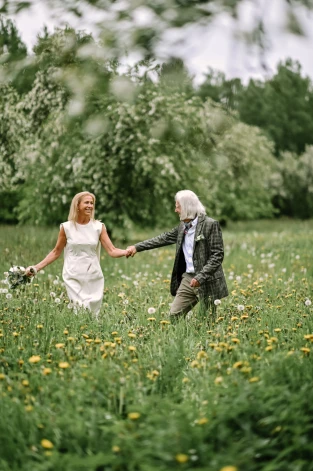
[184,221,193,234]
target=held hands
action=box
[190,278,200,288]
[126,246,137,258]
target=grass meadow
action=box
[0,219,313,471]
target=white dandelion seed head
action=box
[55,298,61,304]
[305,299,311,306]
[6,293,13,299]
[50,292,56,298]
[237,304,245,311]
[214,299,221,306]
[148,307,156,314]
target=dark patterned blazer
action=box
[135,213,228,302]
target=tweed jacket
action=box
[135,214,228,301]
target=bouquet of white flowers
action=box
[6,266,37,290]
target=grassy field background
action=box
[0,219,313,471]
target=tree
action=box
[238,60,313,155]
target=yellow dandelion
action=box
[219,467,238,471]
[301,347,310,354]
[274,328,281,332]
[175,454,189,464]
[128,412,140,420]
[0,373,5,380]
[182,377,190,383]
[128,346,136,351]
[231,338,240,344]
[190,360,200,368]
[112,445,120,453]
[55,343,65,349]
[214,376,223,384]
[249,377,260,383]
[148,317,156,321]
[43,368,52,375]
[128,333,136,338]
[196,417,209,425]
[231,316,238,321]
[197,351,208,360]
[265,346,273,351]
[29,355,41,364]
[59,362,70,369]
[37,325,44,329]
[25,405,33,412]
[94,338,101,344]
[82,334,89,339]
[63,330,69,335]
[160,320,170,325]
[111,331,118,335]
[41,439,54,449]
[22,379,29,386]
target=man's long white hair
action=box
[175,190,206,221]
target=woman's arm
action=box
[26,226,67,274]
[100,226,127,258]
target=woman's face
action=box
[78,195,94,217]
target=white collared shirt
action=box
[182,216,198,273]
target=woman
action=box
[26,192,128,315]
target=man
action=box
[126,190,228,319]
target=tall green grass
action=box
[0,220,313,471]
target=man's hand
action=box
[126,246,137,258]
[190,278,200,288]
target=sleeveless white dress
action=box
[61,220,104,315]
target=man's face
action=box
[175,201,181,216]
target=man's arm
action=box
[194,221,224,285]
[127,226,179,256]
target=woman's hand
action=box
[25,266,38,277]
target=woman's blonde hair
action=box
[175,190,206,220]
[68,192,96,222]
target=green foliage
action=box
[238,60,313,155]
[272,146,313,219]
[200,122,277,221]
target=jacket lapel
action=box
[177,222,185,250]
[192,214,205,255]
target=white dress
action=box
[61,220,104,315]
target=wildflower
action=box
[43,368,52,375]
[182,377,190,383]
[6,293,12,300]
[41,439,54,449]
[300,347,310,354]
[50,292,56,298]
[55,343,65,349]
[128,333,136,338]
[59,362,70,369]
[29,355,41,364]
[128,412,140,420]
[148,317,156,321]
[0,374,5,380]
[196,417,209,425]
[305,299,311,306]
[214,299,221,306]
[249,377,260,383]
[237,304,244,311]
[175,454,189,464]
[231,338,240,344]
[214,376,223,384]
[55,298,61,304]
[22,379,29,386]
[219,467,238,471]
[112,446,120,453]
[160,320,170,325]
[148,307,156,314]
[128,346,136,352]
[197,351,208,360]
